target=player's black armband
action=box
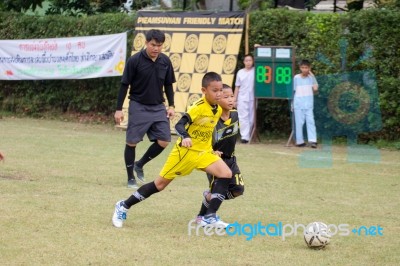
[175,115,191,139]
[116,83,129,110]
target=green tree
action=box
[0,0,124,15]
[47,0,124,15]
[46,0,96,16]
[238,0,273,10]
[0,0,44,12]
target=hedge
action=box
[0,9,399,140]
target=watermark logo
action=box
[299,38,382,168]
[188,219,384,241]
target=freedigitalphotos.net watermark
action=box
[188,220,384,241]
[299,38,382,168]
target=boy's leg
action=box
[112,176,172,228]
[196,190,211,223]
[197,174,214,220]
[198,181,245,219]
[228,173,245,199]
[113,142,189,228]
[294,109,306,145]
[226,160,244,199]
[201,160,232,227]
[305,108,317,143]
[198,159,244,218]
[124,176,172,207]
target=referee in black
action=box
[114,29,176,189]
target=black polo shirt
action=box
[121,49,175,105]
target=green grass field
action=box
[0,117,399,265]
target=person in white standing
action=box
[234,54,255,144]
[293,59,318,148]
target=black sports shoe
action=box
[296,143,306,147]
[127,178,138,189]
[310,142,318,149]
[134,162,145,183]
[241,139,249,144]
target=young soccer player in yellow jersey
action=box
[112,72,232,228]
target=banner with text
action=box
[0,32,127,80]
[119,11,245,130]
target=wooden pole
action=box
[245,13,249,55]
[246,13,260,144]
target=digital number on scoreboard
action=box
[254,46,295,99]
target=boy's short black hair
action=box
[299,59,311,67]
[202,72,222,88]
[146,29,165,43]
[223,83,232,89]
[244,54,254,59]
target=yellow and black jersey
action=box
[213,110,239,158]
[179,97,222,152]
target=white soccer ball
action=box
[304,222,332,249]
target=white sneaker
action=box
[200,215,229,229]
[112,200,128,228]
[196,215,203,225]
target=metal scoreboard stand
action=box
[251,46,295,145]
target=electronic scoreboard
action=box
[254,46,295,99]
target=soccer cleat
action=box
[134,162,145,183]
[196,214,222,225]
[296,143,306,147]
[127,178,138,189]
[112,200,128,228]
[200,215,229,229]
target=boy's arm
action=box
[213,150,223,157]
[309,71,318,93]
[175,115,192,148]
[312,83,319,93]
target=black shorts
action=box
[126,101,171,144]
[207,156,244,192]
